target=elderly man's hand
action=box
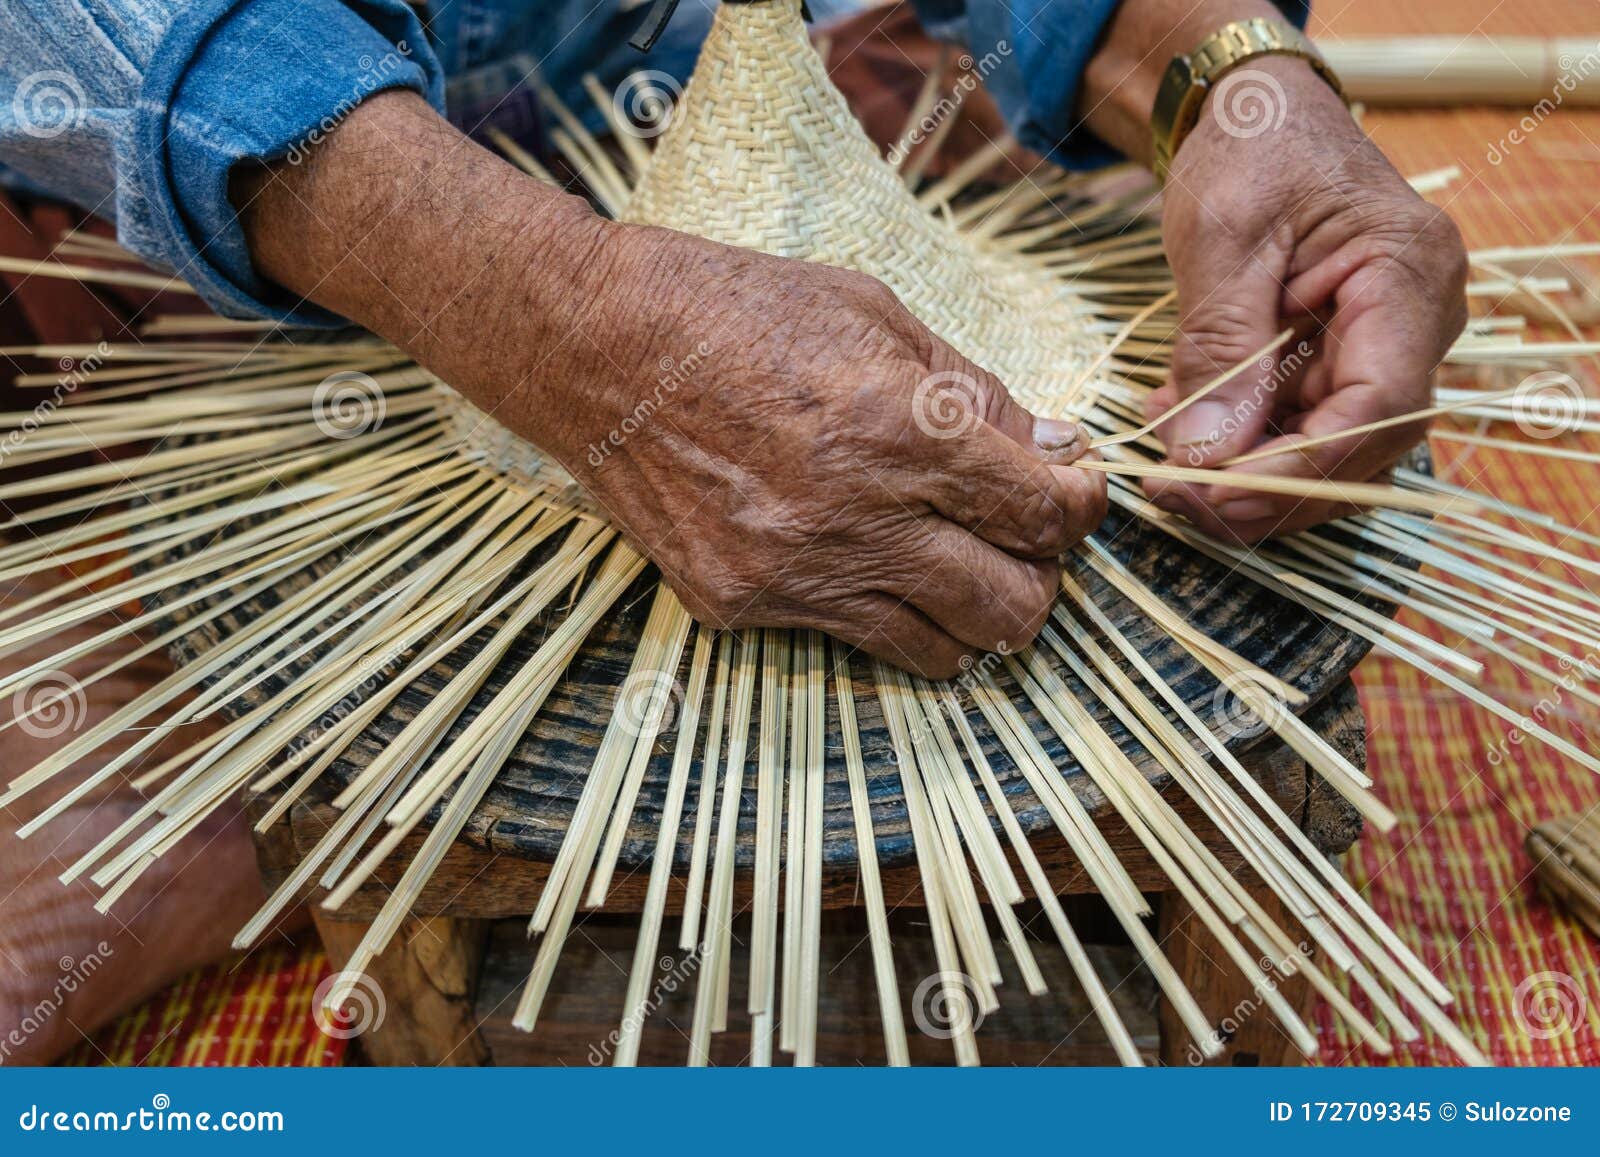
[1141,55,1468,540]
[1079,0,1470,542]
[538,227,1105,677]
[238,91,1105,679]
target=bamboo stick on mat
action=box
[1323,38,1600,107]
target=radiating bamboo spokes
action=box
[611,626,716,1066]
[512,576,686,1031]
[932,682,1142,1065]
[1008,645,1320,1058]
[323,538,644,1014]
[834,644,910,1065]
[84,513,605,900]
[1049,574,1486,1062]
[1036,613,1395,1055]
[875,665,987,1066]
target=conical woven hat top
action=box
[621,0,1097,409]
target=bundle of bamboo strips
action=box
[1321,38,1600,108]
[1529,811,1600,942]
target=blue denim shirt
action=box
[0,0,1306,325]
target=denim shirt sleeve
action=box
[0,0,445,325]
[908,0,1310,170]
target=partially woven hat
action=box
[624,1,1093,398]
[2,0,1591,1068]
[449,0,1098,476]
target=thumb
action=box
[922,335,1089,459]
[1162,258,1290,466]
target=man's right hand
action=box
[238,91,1105,677]
[535,228,1106,676]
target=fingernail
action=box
[1033,417,1084,453]
[1215,497,1277,522]
[1151,494,1187,517]
[1169,400,1235,460]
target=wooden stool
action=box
[248,677,1365,1067]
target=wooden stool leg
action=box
[312,912,492,1066]
[1156,887,1316,1067]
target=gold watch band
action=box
[1150,17,1344,183]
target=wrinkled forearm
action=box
[233,89,628,467]
[1077,0,1294,165]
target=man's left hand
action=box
[1143,54,1469,541]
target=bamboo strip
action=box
[680,632,732,951]
[688,632,758,1065]
[1078,456,1477,516]
[0,255,198,293]
[1433,428,1600,464]
[748,628,789,1063]
[795,631,827,1066]
[1221,386,1522,467]
[833,645,910,1066]
[613,627,715,1066]
[779,635,807,1054]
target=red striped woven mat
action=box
[1304,0,1600,1068]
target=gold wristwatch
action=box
[1150,17,1344,182]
